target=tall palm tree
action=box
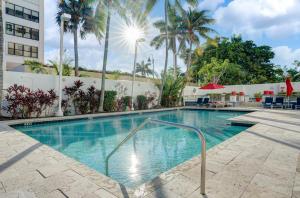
[175,1,215,78]
[136,60,156,77]
[56,0,95,77]
[151,0,198,106]
[151,3,181,78]
[95,0,157,112]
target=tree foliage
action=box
[192,35,284,84]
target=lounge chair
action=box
[210,101,225,108]
[295,97,300,109]
[202,98,210,107]
[197,98,203,106]
[263,97,273,108]
[272,97,284,109]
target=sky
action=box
[45,0,300,73]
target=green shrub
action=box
[136,95,147,110]
[104,91,117,112]
[123,96,132,107]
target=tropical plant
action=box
[151,3,181,78]
[116,96,132,111]
[136,61,156,77]
[160,72,185,107]
[193,36,281,84]
[24,60,47,74]
[3,84,57,119]
[103,90,117,112]
[49,59,73,76]
[175,1,215,77]
[56,0,95,77]
[198,58,245,85]
[136,95,147,110]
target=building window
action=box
[5,2,39,23]
[6,3,15,15]
[6,23,14,35]
[5,22,39,41]
[8,42,39,58]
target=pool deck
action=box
[0,108,300,198]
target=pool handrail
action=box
[104,118,207,195]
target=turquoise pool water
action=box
[14,110,249,187]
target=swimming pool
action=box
[14,109,249,187]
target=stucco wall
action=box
[3,71,160,100]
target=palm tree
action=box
[24,60,47,74]
[136,60,156,77]
[56,0,95,77]
[94,0,157,112]
[175,1,215,78]
[151,3,181,78]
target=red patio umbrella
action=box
[286,77,294,107]
[286,77,294,97]
[199,83,225,89]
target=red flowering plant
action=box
[3,84,57,119]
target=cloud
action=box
[273,46,300,67]
[198,0,225,11]
[214,0,300,39]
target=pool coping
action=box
[0,107,260,197]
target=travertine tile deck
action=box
[0,108,299,198]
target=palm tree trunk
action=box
[0,3,3,116]
[173,38,177,78]
[99,2,111,112]
[73,29,79,76]
[158,0,169,106]
[185,42,193,78]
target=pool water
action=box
[14,110,249,187]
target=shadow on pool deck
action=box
[0,143,42,173]
[246,130,300,150]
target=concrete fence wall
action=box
[3,71,300,101]
[3,71,160,100]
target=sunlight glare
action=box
[123,24,144,45]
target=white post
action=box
[131,41,138,111]
[56,14,71,117]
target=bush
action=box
[63,81,116,114]
[136,95,147,110]
[104,91,117,112]
[3,84,57,119]
[116,96,132,111]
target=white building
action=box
[1,0,44,71]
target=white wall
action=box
[4,71,300,102]
[3,71,160,100]
[183,82,300,100]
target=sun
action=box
[123,24,144,45]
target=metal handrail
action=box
[105,118,206,195]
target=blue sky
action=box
[45,0,300,73]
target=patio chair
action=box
[295,97,300,109]
[197,98,203,106]
[202,98,210,107]
[263,97,273,108]
[272,97,284,109]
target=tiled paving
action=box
[0,108,299,198]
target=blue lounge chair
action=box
[263,97,273,108]
[295,97,300,109]
[197,98,203,106]
[202,98,210,107]
[272,97,284,109]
